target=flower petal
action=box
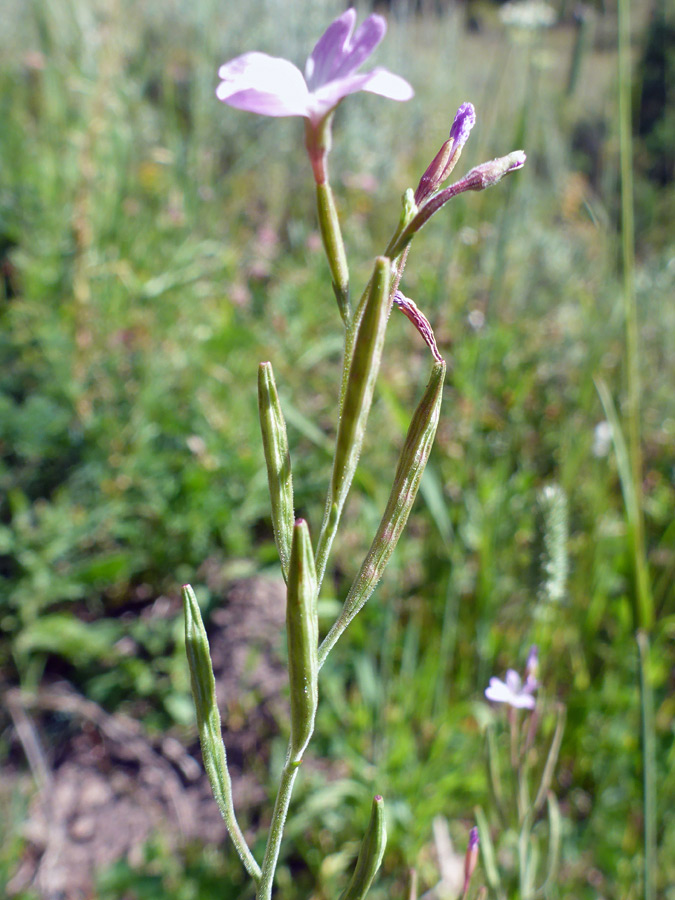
[217,52,311,117]
[449,102,476,149]
[485,674,536,709]
[485,677,513,704]
[332,14,387,80]
[505,669,522,692]
[310,67,413,119]
[305,9,357,90]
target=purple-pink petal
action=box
[485,674,536,709]
[312,67,412,115]
[216,53,311,117]
[305,10,387,90]
[448,102,476,150]
[332,14,387,80]
[305,9,357,90]
[217,10,412,127]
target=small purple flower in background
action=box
[485,646,539,710]
[216,9,412,180]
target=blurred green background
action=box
[0,0,673,898]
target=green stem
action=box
[637,630,657,900]
[617,0,657,895]
[256,751,301,900]
[617,0,653,633]
[316,180,351,327]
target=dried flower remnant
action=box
[392,290,443,362]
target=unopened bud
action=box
[388,150,526,258]
[525,644,539,689]
[415,102,476,204]
[460,150,526,191]
[462,826,480,898]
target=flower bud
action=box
[415,102,476,204]
[462,826,480,898]
[525,644,539,690]
[460,150,527,191]
[388,150,526,257]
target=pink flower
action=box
[216,9,413,127]
[485,668,537,710]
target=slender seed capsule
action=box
[319,360,445,666]
[182,585,261,881]
[258,361,295,581]
[332,256,390,515]
[286,519,318,762]
[315,257,391,587]
[340,795,387,900]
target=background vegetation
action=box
[0,0,673,898]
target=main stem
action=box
[257,749,301,900]
[617,0,656,895]
[617,0,652,633]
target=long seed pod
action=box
[315,256,391,586]
[182,585,261,881]
[287,519,318,762]
[319,360,445,666]
[340,795,387,900]
[258,361,295,581]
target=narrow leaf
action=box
[258,361,295,580]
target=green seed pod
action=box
[258,361,295,581]
[319,360,445,666]
[315,257,391,587]
[287,519,318,762]
[340,795,387,900]
[334,257,390,504]
[182,585,261,881]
